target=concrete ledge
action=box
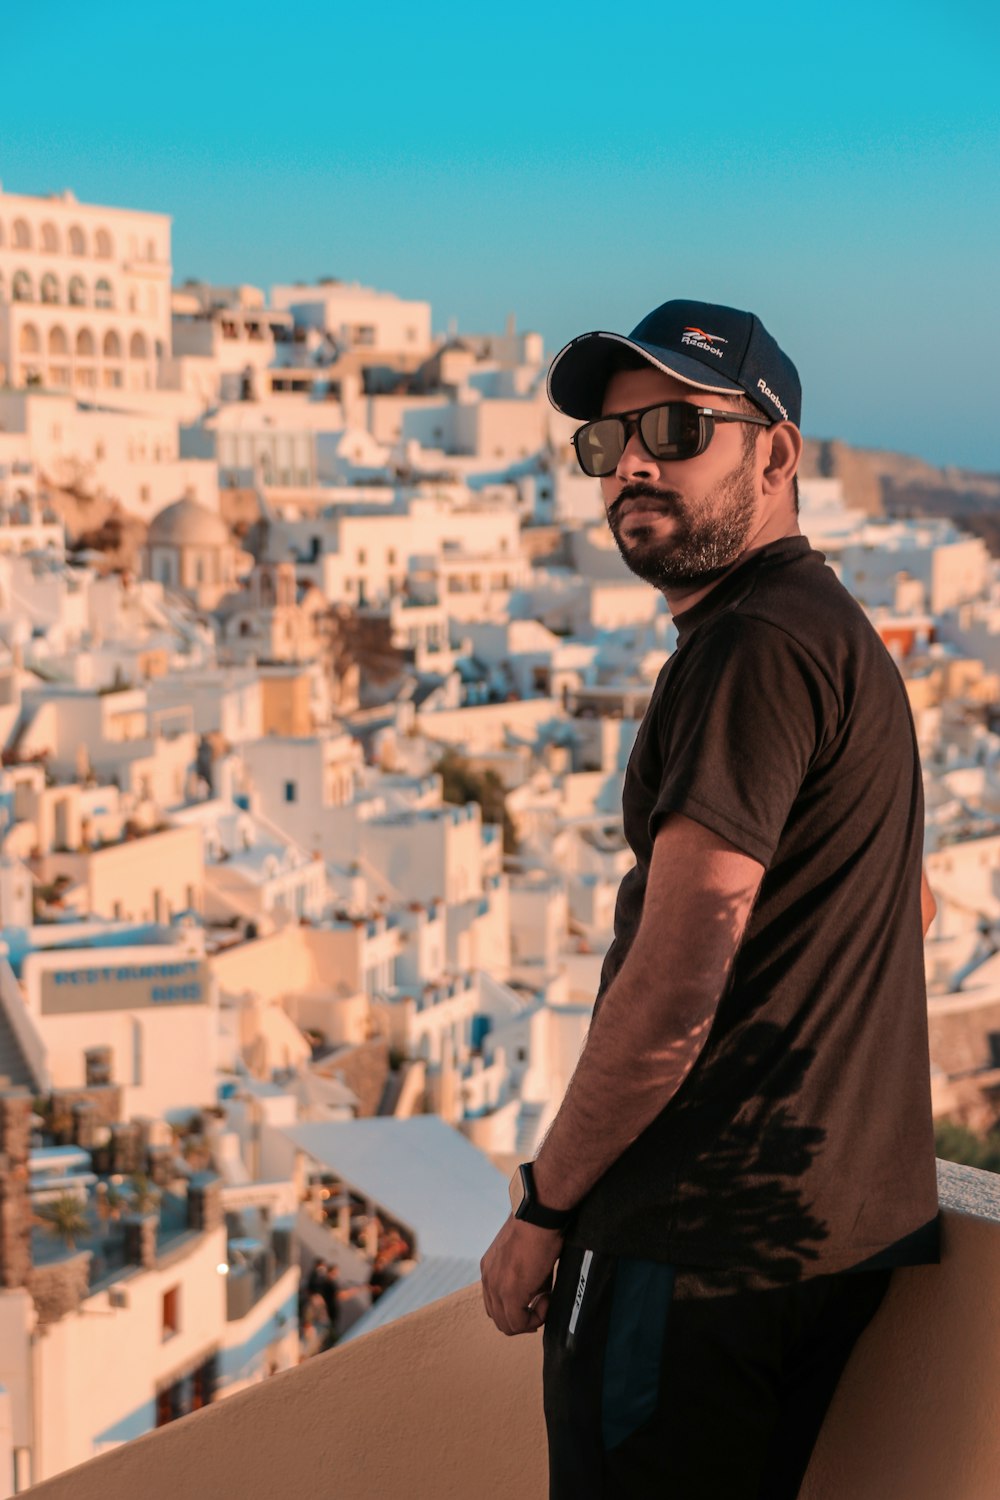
[23,1278,547,1499]
[22,1159,1000,1499]
[803,1159,1000,1499]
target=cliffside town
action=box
[1,181,999,1487]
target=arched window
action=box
[76,328,96,358]
[12,219,32,249]
[48,326,69,355]
[102,329,122,358]
[95,227,113,258]
[129,331,148,360]
[40,223,60,253]
[12,271,33,302]
[68,276,87,306]
[68,225,87,256]
[18,324,41,354]
[94,278,113,309]
[40,274,61,305]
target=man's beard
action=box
[605,452,758,590]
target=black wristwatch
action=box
[509,1161,572,1232]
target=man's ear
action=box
[761,421,803,496]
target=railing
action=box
[20,1159,1000,1500]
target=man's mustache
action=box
[607,484,682,527]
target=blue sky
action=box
[2,0,999,469]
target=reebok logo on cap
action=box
[681,327,728,359]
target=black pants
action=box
[543,1246,891,1500]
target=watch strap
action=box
[511,1161,572,1232]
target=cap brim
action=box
[547,331,744,420]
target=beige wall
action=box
[259,673,312,736]
[36,824,202,923]
[212,927,366,1002]
[19,1188,1000,1500]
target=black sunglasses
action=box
[573,400,772,478]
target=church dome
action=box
[148,498,229,549]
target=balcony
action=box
[20,1159,1000,1500]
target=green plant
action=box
[435,749,519,853]
[35,1193,90,1252]
[128,1172,161,1215]
[934,1120,1000,1173]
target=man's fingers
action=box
[529,1291,550,1326]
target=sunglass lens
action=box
[639,403,702,459]
[576,418,623,477]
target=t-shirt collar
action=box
[673,536,814,645]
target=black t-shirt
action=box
[569,536,939,1282]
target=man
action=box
[480,299,939,1499]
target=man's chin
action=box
[616,539,739,591]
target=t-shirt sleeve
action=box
[651,614,840,867]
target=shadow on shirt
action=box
[661,1014,829,1290]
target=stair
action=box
[514,1102,546,1157]
[0,1001,35,1090]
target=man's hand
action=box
[480,1215,563,1336]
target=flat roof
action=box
[281,1115,507,1260]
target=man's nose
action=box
[615,423,659,483]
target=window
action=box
[12,270,33,302]
[284,780,297,803]
[357,548,366,564]
[162,1285,180,1339]
[68,276,87,307]
[95,279,114,310]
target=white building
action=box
[7,924,215,1128]
[270,280,432,357]
[0,184,170,398]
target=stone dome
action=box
[147,498,229,549]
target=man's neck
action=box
[665,521,802,619]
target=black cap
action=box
[547,298,801,428]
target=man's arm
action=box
[480,812,763,1336]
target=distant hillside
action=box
[801,438,1000,552]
